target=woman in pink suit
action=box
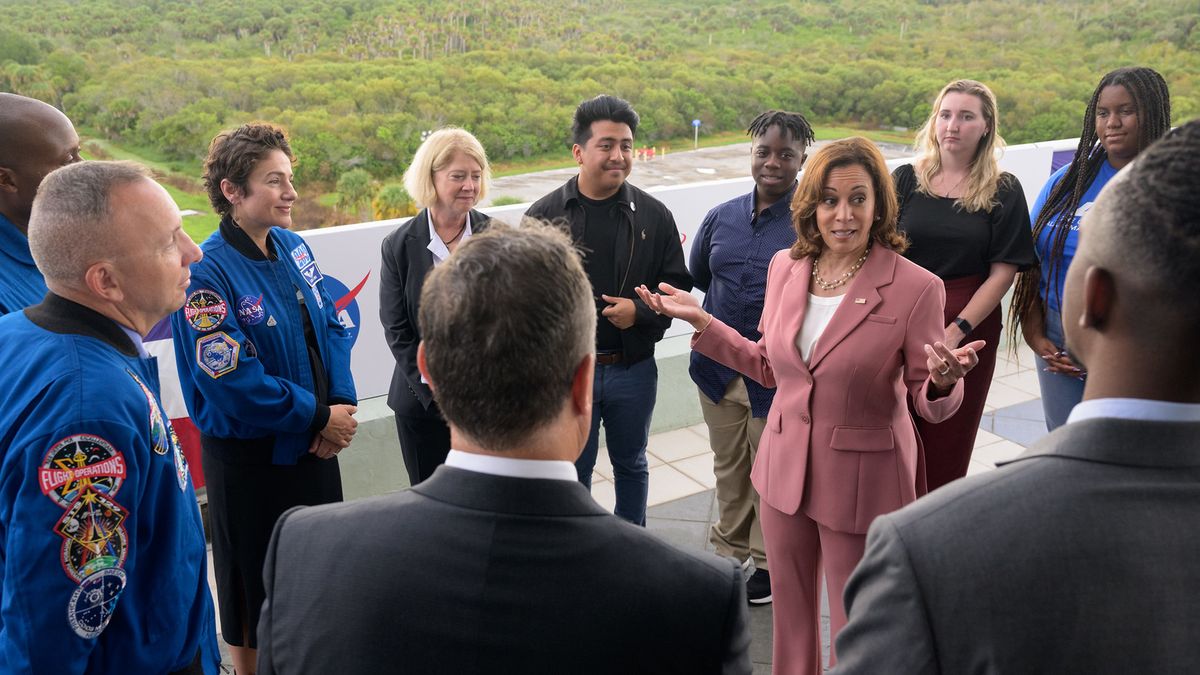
[638,137,984,675]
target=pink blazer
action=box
[693,248,963,533]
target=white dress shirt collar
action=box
[426,211,473,266]
[1067,398,1200,425]
[445,449,578,481]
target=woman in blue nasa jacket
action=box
[171,124,357,674]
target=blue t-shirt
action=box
[1033,160,1119,314]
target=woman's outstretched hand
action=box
[635,283,712,331]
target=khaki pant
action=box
[699,378,767,569]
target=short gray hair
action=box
[419,220,595,451]
[28,161,150,283]
[403,127,491,208]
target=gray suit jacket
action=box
[832,417,1200,674]
[257,465,751,674]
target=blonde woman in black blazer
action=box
[379,127,491,484]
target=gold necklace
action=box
[812,247,870,291]
[938,171,967,198]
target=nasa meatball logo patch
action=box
[184,289,227,332]
[196,331,240,378]
[237,294,266,326]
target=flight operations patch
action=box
[184,289,227,332]
[196,331,239,378]
[39,435,127,508]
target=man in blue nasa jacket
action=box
[0,161,219,673]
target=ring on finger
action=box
[937,365,951,376]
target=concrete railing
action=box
[294,137,1078,498]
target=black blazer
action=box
[379,208,489,411]
[257,466,751,675]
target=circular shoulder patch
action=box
[61,522,129,583]
[184,289,227,332]
[39,435,127,508]
[68,567,126,639]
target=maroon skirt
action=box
[913,274,1001,492]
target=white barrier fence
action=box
[300,138,1079,400]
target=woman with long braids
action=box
[1010,67,1171,430]
[893,80,1036,491]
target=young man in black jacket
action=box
[525,94,691,525]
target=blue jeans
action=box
[576,356,657,526]
[1036,307,1086,431]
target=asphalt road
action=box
[484,139,914,206]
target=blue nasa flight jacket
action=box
[0,294,219,674]
[172,218,356,465]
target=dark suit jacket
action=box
[832,416,1200,674]
[379,208,489,412]
[257,466,752,674]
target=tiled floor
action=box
[210,344,1052,670]
[594,344,1049,515]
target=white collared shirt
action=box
[1067,398,1200,425]
[426,211,474,266]
[444,449,577,481]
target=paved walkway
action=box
[484,139,913,206]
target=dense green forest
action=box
[2,0,1197,229]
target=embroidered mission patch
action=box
[196,331,239,378]
[168,420,188,491]
[68,567,126,639]
[300,261,323,287]
[290,243,312,268]
[184,289,227,332]
[39,435,127,509]
[126,370,169,455]
[61,521,129,583]
[237,294,266,326]
[54,489,128,551]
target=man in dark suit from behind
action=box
[831,119,1200,674]
[257,222,751,674]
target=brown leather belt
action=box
[596,352,624,366]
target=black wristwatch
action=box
[953,316,973,334]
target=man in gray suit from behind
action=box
[256,222,751,674]
[832,119,1200,674]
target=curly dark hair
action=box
[202,123,294,217]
